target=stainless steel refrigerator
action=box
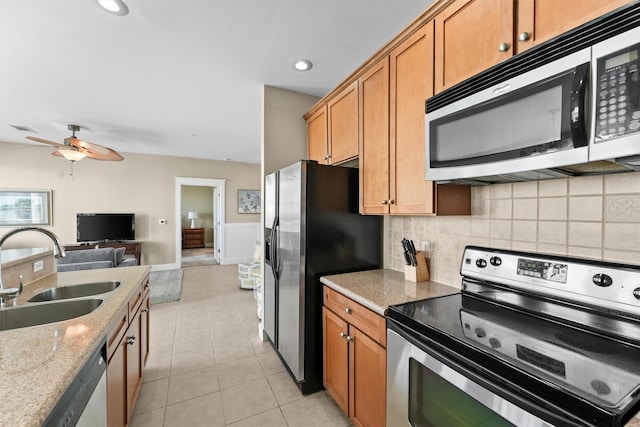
[264,160,382,395]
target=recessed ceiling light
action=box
[96,0,129,16]
[294,59,313,71]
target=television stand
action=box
[64,241,142,265]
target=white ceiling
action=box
[1,0,432,164]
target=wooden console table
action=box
[64,241,142,265]
[182,228,205,249]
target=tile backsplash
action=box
[388,171,640,289]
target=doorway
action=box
[175,177,226,267]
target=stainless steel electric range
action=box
[387,246,640,427]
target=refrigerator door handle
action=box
[270,216,279,279]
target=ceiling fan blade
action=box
[26,136,66,148]
[68,137,124,161]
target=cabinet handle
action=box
[323,155,329,160]
[126,335,136,345]
[518,32,530,42]
[381,200,388,205]
[346,336,353,343]
[345,307,352,314]
[142,308,149,313]
[498,42,510,52]
[144,283,150,289]
[388,199,395,205]
[340,332,346,338]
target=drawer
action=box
[107,305,128,361]
[128,281,143,319]
[323,286,386,347]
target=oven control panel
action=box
[461,246,640,316]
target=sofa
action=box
[57,247,138,272]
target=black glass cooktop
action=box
[387,290,640,426]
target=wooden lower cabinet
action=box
[107,276,150,426]
[323,307,350,413]
[322,287,386,427]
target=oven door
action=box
[387,328,556,427]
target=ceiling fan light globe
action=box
[58,149,88,162]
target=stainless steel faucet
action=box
[0,227,66,307]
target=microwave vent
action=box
[559,161,631,174]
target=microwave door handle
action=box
[569,62,590,147]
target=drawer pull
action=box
[340,332,346,338]
[142,308,149,313]
[345,307,352,314]
[126,335,136,345]
[346,336,353,343]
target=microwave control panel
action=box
[595,43,640,140]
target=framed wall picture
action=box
[0,189,52,226]
[238,190,261,214]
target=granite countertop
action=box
[320,268,460,316]
[0,265,151,427]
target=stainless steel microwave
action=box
[425,13,640,184]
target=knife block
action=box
[404,251,430,282]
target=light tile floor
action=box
[130,264,351,426]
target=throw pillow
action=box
[115,247,126,265]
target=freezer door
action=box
[276,162,304,381]
[265,172,277,228]
[264,171,278,344]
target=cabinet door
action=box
[126,310,142,420]
[359,57,390,215]
[434,0,515,92]
[140,292,150,367]
[323,307,349,415]
[107,336,127,427]
[390,23,435,215]
[307,106,328,164]
[516,0,632,53]
[349,326,386,427]
[328,81,359,164]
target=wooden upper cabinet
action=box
[435,0,633,92]
[516,0,632,53]
[359,57,390,215]
[434,0,514,93]
[328,81,359,164]
[307,106,328,164]
[390,22,435,215]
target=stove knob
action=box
[475,259,487,268]
[490,256,502,266]
[592,273,613,287]
[489,337,502,349]
[475,327,486,338]
[633,288,640,300]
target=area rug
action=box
[149,269,183,304]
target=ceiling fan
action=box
[26,124,124,162]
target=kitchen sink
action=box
[0,299,103,331]
[28,281,121,302]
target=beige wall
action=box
[0,142,260,265]
[389,172,640,288]
[262,86,320,175]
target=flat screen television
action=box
[77,213,135,242]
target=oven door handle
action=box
[569,62,590,148]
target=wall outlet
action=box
[421,241,431,257]
[159,219,167,224]
[33,259,44,272]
